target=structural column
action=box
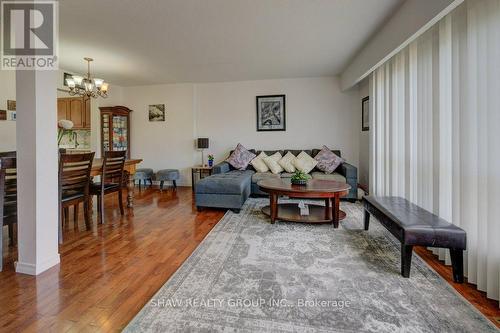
[15,69,60,275]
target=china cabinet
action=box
[99,106,132,159]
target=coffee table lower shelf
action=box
[261,203,346,224]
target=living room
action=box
[0,0,499,332]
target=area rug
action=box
[125,199,498,332]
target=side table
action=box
[191,166,213,191]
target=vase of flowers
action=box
[57,119,74,146]
[207,154,214,167]
[291,170,310,185]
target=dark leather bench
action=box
[362,196,466,283]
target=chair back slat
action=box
[59,152,94,195]
[102,151,126,185]
[0,157,17,220]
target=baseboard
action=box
[15,254,60,275]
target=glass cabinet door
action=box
[112,115,128,152]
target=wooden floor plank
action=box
[0,187,498,331]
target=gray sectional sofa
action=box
[195,149,357,213]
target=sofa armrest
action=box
[213,161,231,174]
[338,162,357,180]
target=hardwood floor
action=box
[0,188,498,331]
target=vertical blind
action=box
[370,0,500,304]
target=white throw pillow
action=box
[250,152,269,173]
[293,151,318,174]
[263,152,284,174]
[278,152,297,173]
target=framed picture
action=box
[0,110,6,120]
[7,100,15,111]
[8,111,16,121]
[148,104,165,121]
[362,96,369,131]
[256,95,286,131]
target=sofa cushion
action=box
[314,145,345,174]
[226,143,256,170]
[278,152,297,173]
[250,151,269,173]
[263,152,284,174]
[311,172,346,183]
[293,151,318,174]
[252,172,280,183]
[195,170,254,194]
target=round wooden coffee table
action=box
[258,179,351,228]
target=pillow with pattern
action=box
[314,145,344,174]
[226,144,256,170]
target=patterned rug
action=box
[125,199,498,332]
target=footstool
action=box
[134,168,154,188]
[194,170,254,213]
[156,169,180,190]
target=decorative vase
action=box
[208,160,214,167]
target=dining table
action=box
[90,158,142,208]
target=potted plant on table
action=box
[207,154,215,167]
[291,170,310,185]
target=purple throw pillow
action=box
[314,145,344,174]
[226,144,256,170]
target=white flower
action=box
[58,119,74,130]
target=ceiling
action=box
[59,0,403,86]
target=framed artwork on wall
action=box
[0,110,6,120]
[362,96,369,131]
[256,95,286,131]
[7,100,16,111]
[149,104,165,121]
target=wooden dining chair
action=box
[90,151,127,225]
[58,152,95,243]
[0,156,17,271]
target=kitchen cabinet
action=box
[57,97,91,129]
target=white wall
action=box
[122,84,196,185]
[122,76,360,186]
[0,70,17,152]
[196,77,359,165]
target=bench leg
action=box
[364,209,370,230]
[450,249,464,283]
[401,244,413,278]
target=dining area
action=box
[0,149,142,272]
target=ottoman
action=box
[195,170,254,213]
[134,168,154,187]
[156,169,180,190]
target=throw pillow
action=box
[314,145,345,174]
[293,151,318,174]
[263,152,284,174]
[278,152,297,173]
[226,143,256,170]
[250,152,269,173]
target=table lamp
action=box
[197,137,209,166]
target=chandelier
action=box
[65,57,109,98]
